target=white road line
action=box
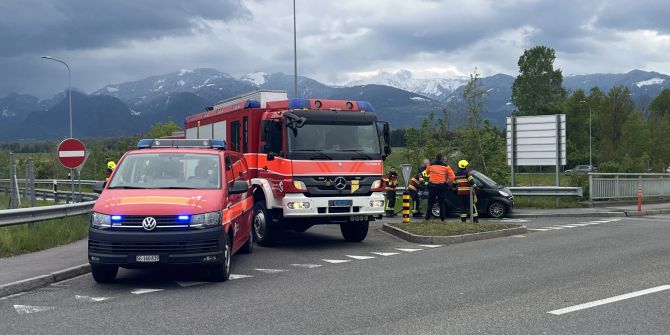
[571,223,592,226]
[75,295,112,302]
[542,227,564,230]
[13,305,54,315]
[290,264,323,268]
[395,248,423,252]
[346,255,376,260]
[0,292,26,301]
[254,268,288,274]
[556,225,580,228]
[590,220,611,223]
[528,228,551,231]
[322,259,351,264]
[371,252,400,256]
[608,218,622,221]
[175,281,211,288]
[548,285,670,315]
[131,288,164,295]
[229,274,254,280]
[418,244,443,248]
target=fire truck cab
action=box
[184,91,391,245]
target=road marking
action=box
[395,248,423,252]
[548,285,670,315]
[229,274,254,280]
[291,264,323,269]
[13,305,54,315]
[322,259,351,264]
[418,244,443,248]
[528,228,551,231]
[346,255,375,260]
[371,252,400,256]
[131,288,164,295]
[512,235,526,237]
[0,292,26,301]
[590,220,611,223]
[175,281,211,288]
[75,295,112,302]
[255,268,288,274]
[571,223,592,226]
[542,227,564,230]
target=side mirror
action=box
[228,180,249,195]
[267,152,275,161]
[93,181,106,194]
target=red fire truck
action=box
[184,91,391,245]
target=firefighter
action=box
[455,159,478,223]
[407,171,424,217]
[383,167,399,217]
[106,161,117,177]
[425,153,455,221]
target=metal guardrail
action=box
[1,186,99,202]
[589,173,670,201]
[0,201,95,227]
[0,179,100,186]
[508,186,583,197]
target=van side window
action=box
[243,116,249,153]
[224,156,234,186]
[230,121,241,152]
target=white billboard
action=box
[506,114,566,166]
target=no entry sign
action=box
[57,138,87,169]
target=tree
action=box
[511,45,567,116]
[564,89,590,167]
[146,121,181,139]
[597,86,635,163]
[649,89,670,171]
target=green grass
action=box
[514,196,581,208]
[390,220,520,236]
[514,173,572,186]
[0,194,55,210]
[0,214,89,257]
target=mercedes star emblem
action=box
[334,176,347,190]
[142,217,157,231]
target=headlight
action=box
[190,211,222,229]
[293,180,307,191]
[91,213,111,229]
[371,179,382,189]
[498,190,511,197]
[370,200,384,208]
[287,201,310,209]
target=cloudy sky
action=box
[1,0,669,98]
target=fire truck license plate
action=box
[329,200,352,207]
[136,255,160,263]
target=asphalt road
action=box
[1,215,669,334]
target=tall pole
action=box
[293,0,298,98]
[589,105,592,168]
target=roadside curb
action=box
[381,223,527,245]
[0,263,90,298]
[625,208,670,216]
[509,211,626,218]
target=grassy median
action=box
[390,220,520,237]
[0,214,89,257]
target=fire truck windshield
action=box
[286,122,382,160]
[108,153,221,189]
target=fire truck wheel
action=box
[91,264,118,284]
[340,220,369,242]
[240,226,254,254]
[210,234,231,282]
[253,201,274,246]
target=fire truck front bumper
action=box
[282,192,385,218]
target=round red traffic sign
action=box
[57,138,87,169]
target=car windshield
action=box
[108,153,221,189]
[287,122,381,160]
[472,170,499,188]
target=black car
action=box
[425,170,514,219]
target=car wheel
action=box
[240,226,254,254]
[431,203,440,218]
[91,264,118,284]
[210,234,231,282]
[253,201,274,246]
[340,220,369,242]
[488,201,506,218]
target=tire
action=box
[488,201,507,218]
[239,226,254,254]
[340,220,369,242]
[253,201,274,246]
[431,203,440,219]
[210,234,231,282]
[91,264,118,284]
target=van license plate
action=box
[329,200,352,207]
[136,255,160,263]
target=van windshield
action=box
[108,153,221,189]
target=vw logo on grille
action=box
[334,176,347,190]
[142,217,157,231]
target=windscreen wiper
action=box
[292,149,333,160]
[156,186,200,189]
[107,186,149,189]
[339,149,373,160]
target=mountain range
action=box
[1,68,668,141]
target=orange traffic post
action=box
[637,183,643,212]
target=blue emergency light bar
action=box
[137,139,226,150]
[288,98,311,110]
[356,101,375,112]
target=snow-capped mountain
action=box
[347,69,469,101]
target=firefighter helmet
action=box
[107,161,117,170]
[458,160,469,169]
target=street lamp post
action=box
[42,56,75,202]
[580,100,592,168]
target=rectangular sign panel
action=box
[506,114,566,166]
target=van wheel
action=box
[340,220,369,242]
[488,201,506,218]
[210,235,231,282]
[240,227,254,254]
[91,264,118,284]
[253,201,274,246]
